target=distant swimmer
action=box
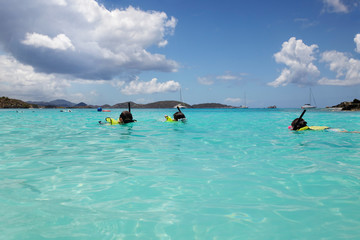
[289,110,360,133]
[99,102,136,125]
[165,107,186,122]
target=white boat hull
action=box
[301,104,316,109]
[301,88,317,109]
[174,104,186,109]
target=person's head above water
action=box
[291,118,307,130]
[172,106,186,121]
[289,109,307,130]
[119,102,136,124]
[119,111,134,123]
[173,111,186,121]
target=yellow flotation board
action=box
[298,126,329,131]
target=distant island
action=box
[330,99,360,111]
[0,96,236,109]
[0,96,38,108]
[3,96,360,110]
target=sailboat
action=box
[239,92,248,108]
[174,88,186,108]
[301,88,317,109]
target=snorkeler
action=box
[289,110,360,133]
[289,110,330,131]
[118,110,135,124]
[165,107,186,122]
[99,102,136,125]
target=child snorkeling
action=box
[118,110,136,124]
[99,102,136,125]
[289,117,329,131]
[165,107,186,122]
[289,110,360,133]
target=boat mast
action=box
[244,92,246,107]
[310,88,317,107]
[180,88,183,104]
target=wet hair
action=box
[120,111,134,123]
[291,118,307,130]
[173,111,186,121]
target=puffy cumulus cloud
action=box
[0,0,178,80]
[0,55,71,100]
[0,54,112,102]
[322,0,349,13]
[354,34,360,53]
[318,50,360,85]
[269,37,320,87]
[120,78,180,95]
[22,33,75,51]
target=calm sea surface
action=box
[1,108,360,239]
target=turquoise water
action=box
[1,108,360,239]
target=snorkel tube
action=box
[177,106,182,113]
[292,109,306,130]
[125,102,136,123]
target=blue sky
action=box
[0,0,360,107]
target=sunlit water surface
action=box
[1,108,360,239]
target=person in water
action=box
[165,109,186,122]
[173,111,186,121]
[290,111,359,133]
[290,117,306,131]
[119,110,136,124]
[100,111,136,125]
[99,102,136,125]
[289,117,325,131]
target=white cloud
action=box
[0,55,71,100]
[22,33,75,51]
[322,0,349,13]
[51,0,67,6]
[0,0,178,80]
[318,50,360,85]
[110,80,126,88]
[354,34,360,53]
[120,78,180,95]
[0,54,113,102]
[269,37,320,87]
[216,74,242,81]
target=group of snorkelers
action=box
[99,103,186,125]
[100,104,359,133]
